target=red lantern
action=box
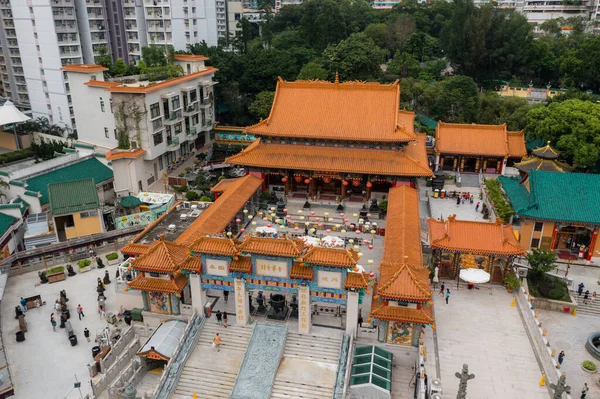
[368,245,374,250]
[235,218,241,223]
[295,175,302,183]
[369,272,375,277]
[355,230,361,235]
[267,223,272,228]
[281,177,288,183]
[310,211,316,215]
[240,228,246,233]
[323,176,331,184]
[352,179,361,187]
[340,213,345,217]
[304,179,310,184]
[294,227,299,231]
[366,182,373,188]
[344,218,349,223]
[283,208,288,213]
[342,180,349,186]
[350,224,355,229]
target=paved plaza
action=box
[431,281,549,399]
[428,196,489,223]
[1,263,122,398]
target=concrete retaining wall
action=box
[527,281,578,313]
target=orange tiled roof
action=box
[238,237,304,258]
[303,246,359,268]
[397,110,415,133]
[176,174,263,245]
[435,122,520,157]
[428,215,525,255]
[180,256,202,273]
[174,54,208,61]
[226,139,433,177]
[377,185,431,302]
[131,240,190,273]
[345,272,368,290]
[507,131,527,158]
[106,67,218,93]
[84,80,120,88]
[190,237,239,256]
[210,178,241,194]
[121,243,150,256]
[128,272,188,294]
[370,297,434,323]
[403,134,430,168]
[61,64,108,73]
[246,78,415,143]
[230,256,252,273]
[105,148,147,161]
[290,262,314,280]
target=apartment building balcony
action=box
[0,0,10,10]
[183,103,198,115]
[61,57,83,67]
[3,20,13,28]
[164,110,182,125]
[185,127,197,140]
[17,86,28,94]
[12,67,23,76]
[86,0,103,6]
[125,23,138,30]
[10,58,21,66]
[199,97,211,108]
[145,0,169,4]
[87,11,104,20]
[91,35,107,44]
[55,25,78,33]
[4,29,15,38]
[1,10,12,18]
[124,0,135,4]
[60,50,82,58]
[53,11,77,20]
[90,23,106,32]
[8,49,19,56]
[152,117,163,132]
[15,77,25,85]
[201,119,213,131]
[18,94,29,104]
[166,136,180,151]
[53,0,74,5]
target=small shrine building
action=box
[369,185,434,347]
[499,171,600,262]
[226,77,433,202]
[434,122,526,174]
[428,215,525,282]
[513,141,573,175]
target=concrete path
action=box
[433,281,548,399]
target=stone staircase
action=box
[283,332,342,364]
[271,380,334,399]
[173,322,254,398]
[571,291,600,316]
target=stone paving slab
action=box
[433,282,548,399]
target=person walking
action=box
[223,290,229,303]
[34,298,40,311]
[77,304,85,320]
[584,290,590,304]
[445,289,450,305]
[50,314,56,332]
[456,197,460,206]
[222,312,228,328]
[98,305,104,320]
[20,297,27,313]
[216,310,222,327]
[213,333,221,352]
[438,283,445,297]
[54,299,61,313]
[581,383,589,398]
[84,328,91,342]
[475,202,480,212]
[593,292,597,303]
[557,351,565,368]
[578,282,585,296]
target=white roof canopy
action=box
[0,100,30,126]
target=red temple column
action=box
[587,228,597,261]
[550,224,559,250]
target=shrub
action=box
[378,200,388,213]
[199,195,212,202]
[548,286,566,300]
[583,360,597,371]
[171,185,188,192]
[0,148,34,164]
[185,191,200,201]
[260,191,272,202]
[77,259,91,269]
[106,252,119,261]
[484,179,514,222]
[47,266,65,274]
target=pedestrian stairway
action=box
[173,321,254,398]
[571,291,600,316]
[282,332,342,364]
[270,379,334,399]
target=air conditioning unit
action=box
[518,268,528,278]
[430,379,443,395]
[183,201,191,209]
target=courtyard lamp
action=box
[370,229,377,245]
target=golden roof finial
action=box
[335,71,339,84]
[547,140,551,146]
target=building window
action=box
[114,129,118,140]
[531,237,540,248]
[158,156,163,171]
[172,95,180,110]
[192,114,199,125]
[534,222,543,232]
[174,122,182,134]
[235,13,241,21]
[80,211,96,218]
[100,98,105,112]
[150,102,160,119]
[104,127,109,138]
[109,98,113,113]
[194,32,198,38]
[190,89,197,103]
[153,131,163,146]
[193,19,197,25]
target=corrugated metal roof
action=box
[48,178,99,215]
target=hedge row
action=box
[484,179,514,222]
[0,148,34,164]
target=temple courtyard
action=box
[430,281,549,399]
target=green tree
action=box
[301,0,346,50]
[94,46,112,69]
[363,23,387,48]
[388,52,420,78]
[478,92,534,131]
[142,44,167,67]
[297,62,328,80]
[430,75,479,122]
[248,91,275,120]
[525,99,600,169]
[272,5,304,32]
[112,58,127,77]
[185,191,200,201]
[385,14,417,53]
[322,33,386,81]
[405,32,439,62]
[526,249,557,283]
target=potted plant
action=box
[503,271,521,293]
[582,360,597,374]
[77,259,92,273]
[378,200,388,219]
[106,252,120,266]
[46,266,66,283]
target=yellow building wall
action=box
[65,212,103,240]
[520,221,534,249]
[539,222,555,251]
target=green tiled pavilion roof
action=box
[0,198,28,216]
[499,171,600,224]
[119,195,142,209]
[23,158,112,205]
[48,178,99,216]
[0,213,17,237]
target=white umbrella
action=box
[0,100,30,150]
[300,236,319,246]
[255,226,277,234]
[459,268,490,284]
[321,235,344,247]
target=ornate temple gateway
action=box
[227,77,433,202]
